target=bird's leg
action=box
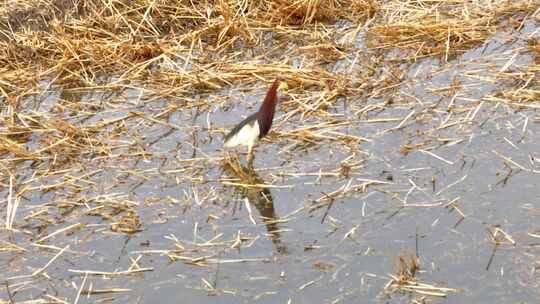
[247,144,254,170]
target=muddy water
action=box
[2,23,540,304]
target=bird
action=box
[223,78,284,168]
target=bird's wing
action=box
[223,113,259,147]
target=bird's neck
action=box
[256,80,280,138]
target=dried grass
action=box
[368,0,538,59]
[384,255,457,299]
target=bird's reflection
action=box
[222,155,288,254]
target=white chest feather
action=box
[224,120,260,148]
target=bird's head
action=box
[277,81,288,95]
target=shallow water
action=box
[1,18,540,304]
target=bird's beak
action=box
[278,81,289,93]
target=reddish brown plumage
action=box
[256,79,280,138]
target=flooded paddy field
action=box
[1,1,539,303]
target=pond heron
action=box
[223,78,286,167]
